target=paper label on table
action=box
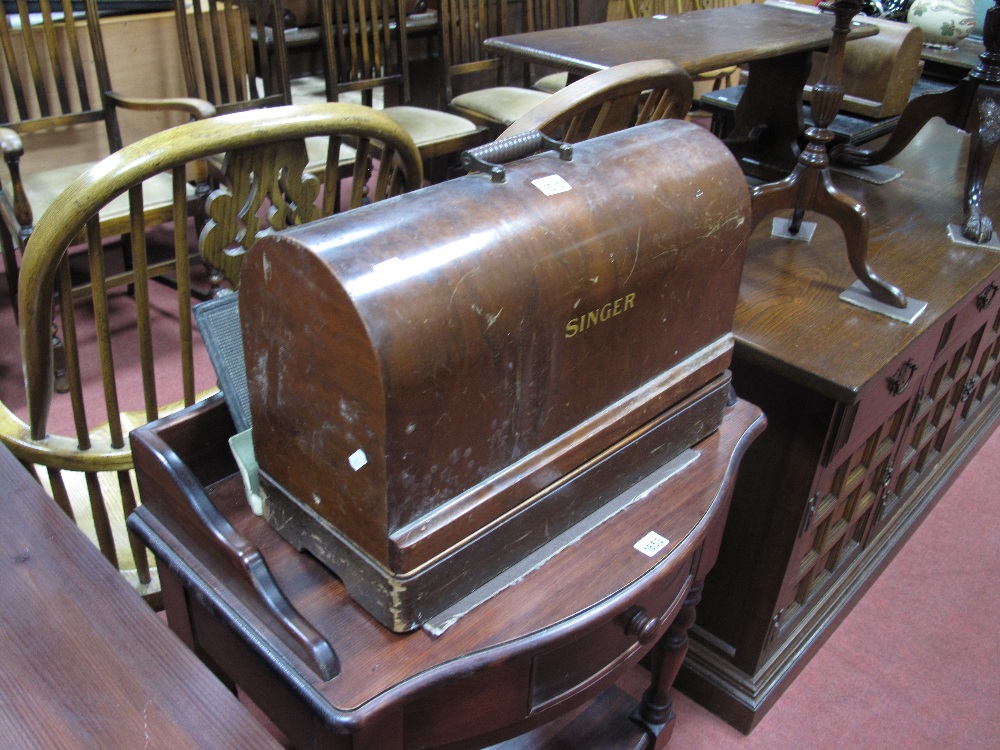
[532,175,572,196]
[634,531,669,557]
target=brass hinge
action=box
[887,359,918,396]
[881,462,894,490]
[764,607,786,650]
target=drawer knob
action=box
[625,608,661,645]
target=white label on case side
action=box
[349,448,368,471]
[634,531,669,557]
[532,174,572,196]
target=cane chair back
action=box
[0,103,422,600]
[288,0,486,179]
[439,0,550,134]
[502,59,693,142]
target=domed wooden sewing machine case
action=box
[239,120,752,632]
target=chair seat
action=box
[451,86,551,126]
[533,72,569,93]
[290,75,328,105]
[381,106,481,147]
[304,135,358,172]
[27,389,216,598]
[14,163,185,232]
[290,75,385,108]
[291,78,478,152]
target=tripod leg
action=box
[814,170,906,308]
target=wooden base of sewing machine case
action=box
[263,374,732,632]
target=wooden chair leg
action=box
[1,225,20,320]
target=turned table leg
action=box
[630,582,702,749]
[963,79,1000,241]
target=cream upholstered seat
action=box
[1,104,423,602]
[449,87,554,128]
[285,0,487,180]
[533,72,570,93]
[439,0,551,135]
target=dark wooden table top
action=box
[735,119,1000,402]
[0,443,281,749]
[920,35,985,73]
[482,3,878,77]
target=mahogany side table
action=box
[128,395,764,749]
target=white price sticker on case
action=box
[634,531,669,557]
[348,448,368,471]
[532,174,572,196]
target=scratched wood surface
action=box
[483,3,878,77]
[0,442,281,749]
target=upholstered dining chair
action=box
[501,59,694,142]
[439,0,551,136]
[0,103,423,602]
[0,0,214,319]
[287,0,488,181]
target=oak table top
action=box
[482,3,877,78]
[735,119,1000,402]
[0,442,281,749]
[485,3,878,179]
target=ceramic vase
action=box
[907,0,978,48]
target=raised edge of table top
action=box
[131,399,763,720]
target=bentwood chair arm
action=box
[0,401,132,472]
[500,59,694,142]
[106,91,219,121]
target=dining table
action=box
[483,1,878,180]
[0,441,282,749]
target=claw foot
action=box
[963,211,994,244]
